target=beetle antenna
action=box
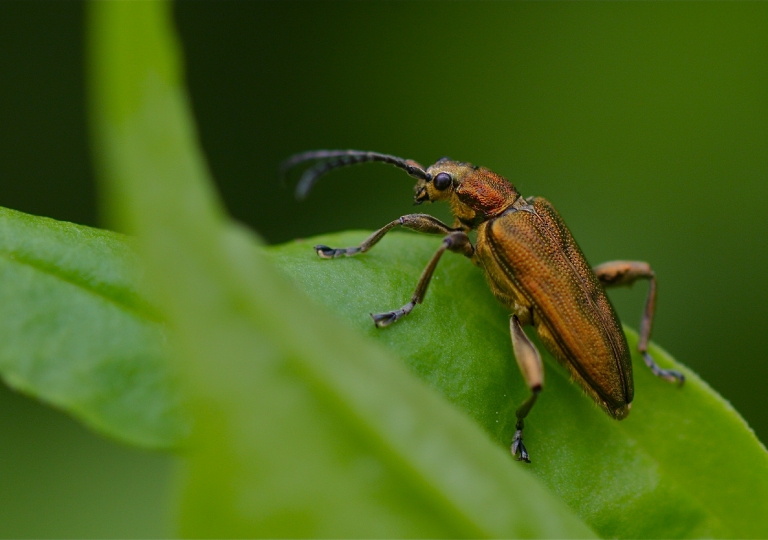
[281,150,429,199]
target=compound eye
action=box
[433,172,452,191]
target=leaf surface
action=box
[269,230,768,538]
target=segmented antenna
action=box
[281,150,429,199]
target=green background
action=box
[1,1,767,536]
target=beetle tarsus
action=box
[314,244,360,259]
[371,301,415,328]
[370,311,397,327]
[511,424,531,463]
[642,352,685,386]
[511,408,535,463]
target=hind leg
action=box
[593,260,684,384]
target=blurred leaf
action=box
[0,206,184,448]
[87,1,594,538]
[268,230,768,538]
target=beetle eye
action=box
[433,172,452,190]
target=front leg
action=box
[314,214,458,258]
[593,260,684,385]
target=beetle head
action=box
[413,158,474,205]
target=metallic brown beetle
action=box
[282,150,684,462]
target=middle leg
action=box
[509,315,544,463]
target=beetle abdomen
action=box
[476,197,633,418]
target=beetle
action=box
[282,149,684,462]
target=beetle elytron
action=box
[282,150,684,462]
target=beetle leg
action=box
[593,260,684,385]
[314,214,458,258]
[509,315,543,463]
[370,231,473,327]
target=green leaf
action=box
[87,1,594,538]
[268,230,768,538]
[0,206,185,448]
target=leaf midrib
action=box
[0,247,163,324]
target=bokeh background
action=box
[1,1,767,536]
